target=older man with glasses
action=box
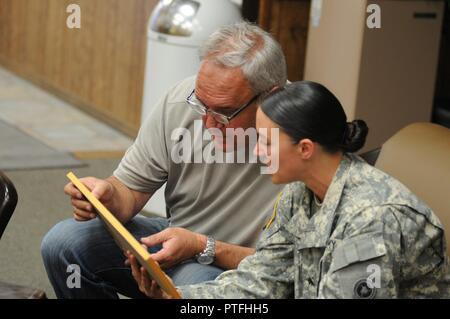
[41,22,287,299]
[186,89,260,126]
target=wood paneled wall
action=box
[0,0,158,136]
[259,0,311,81]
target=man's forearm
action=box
[196,235,255,270]
[105,176,139,223]
[215,241,255,270]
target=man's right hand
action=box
[64,177,115,221]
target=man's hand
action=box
[126,252,176,299]
[140,228,206,269]
[64,177,114,221]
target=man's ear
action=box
[297,139,314,160]
[257,86,281,108]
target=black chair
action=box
[359,147,381,167]
[0,171,46,299]
[0,171,18,240]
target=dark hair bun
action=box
[342,120,369,153]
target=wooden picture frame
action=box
[66,172,181,299]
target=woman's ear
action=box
[297,139,315,160]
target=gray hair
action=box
[199,22,287,94]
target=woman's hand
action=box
[126,251,176,299]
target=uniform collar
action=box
[285,154,353,249]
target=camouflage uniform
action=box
[178,154,450,299]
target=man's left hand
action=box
[126,252,176,299]
[140,227,206,269]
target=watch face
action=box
[197,254,214,265]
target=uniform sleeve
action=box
[320,205,448,299]
[178,186,297,299]
[113,94,169,194]
[319,206,402,299]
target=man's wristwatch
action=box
[196,236,216,265]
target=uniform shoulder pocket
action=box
[330,231,387,273]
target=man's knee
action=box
[41,218,103,265]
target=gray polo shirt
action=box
[114,76,282,247]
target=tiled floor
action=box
[0,66,166,218]
[0,66,133,153]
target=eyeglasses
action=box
[186,89,259,125]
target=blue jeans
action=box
[41,216,224,299]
